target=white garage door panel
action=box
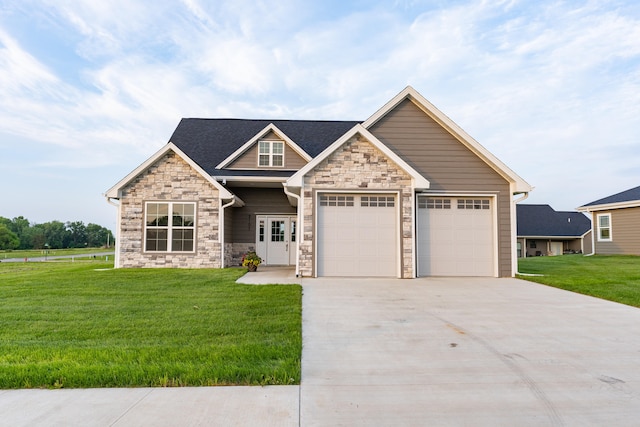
[318,194,397,277]
[418,197,494,277]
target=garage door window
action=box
[361,196,394,207]
[419,198,451,209]
[320,195,354,206]
[457,199,490,210]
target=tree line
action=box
[0,216,114,250]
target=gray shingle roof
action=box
[517,204,591,237]
[168,118,361,175]
[580,185,640,207]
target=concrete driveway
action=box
[301,277,640,426]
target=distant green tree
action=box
[38,221,66,249]
[8,216,32,249]
[0,216,11,228]
[0,224,20,250]
[65,221,87,248]
[0,216,114,249]
[86,223,114,247]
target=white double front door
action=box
[255,215,297,266]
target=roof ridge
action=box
[179,117,362,123]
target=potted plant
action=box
[242,251,262,272]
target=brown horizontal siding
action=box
[595,207,640,255]
[229,187,295,243]
[370,98,513,276]
[227,131,308,170]
[583,230,593,254]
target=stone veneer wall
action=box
[300,135,414,278]
[230,243,255,267]
[118,151,222,268]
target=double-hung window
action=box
[597,213,612,242]
[145,202,196,252]
[258,140,284,167]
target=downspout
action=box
[283,184,301,278]
[586,210,596,256]
[513,192,529,276]
[220,196,236,268]
[106,197,121,268]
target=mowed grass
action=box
[0,262,301,389]
[1,247,113,261]
[518,255,640,307]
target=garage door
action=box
[417,197,494,276]
[317,194,397,277]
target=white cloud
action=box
[1,0,639,224]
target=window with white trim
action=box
[145,202,196,252]
[597,213,612,242]
[258,140,284,167]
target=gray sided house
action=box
[578,185,640,255]
[105,86,532,278]
[516,204,592,257]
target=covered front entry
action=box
[417,196,495,276]
[255,215,297,265]
[317,193,398,277]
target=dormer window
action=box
[258,140,284,167]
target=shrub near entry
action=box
[0,262,301,388]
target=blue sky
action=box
[1,0,639,231]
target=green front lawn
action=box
[0,262,301,389]
[518,255,640,307]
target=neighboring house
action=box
[105,86,532,278]
[516,204,592,257]
[577,185,640,255]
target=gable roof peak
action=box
[286,123,430,190]
[216,122,312,169]
[363,86,532,194]
[104,142,234,200]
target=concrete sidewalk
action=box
[2,274,640,426]
[0,386,299,427]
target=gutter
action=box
[283,184,301,278]
[586,211,596,256]
[220,196,237,268]
[513,192,529,276]
[106,197,121,268]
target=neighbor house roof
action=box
[517,204,591,237]
[578,185,640,211]
[169,119,361,177]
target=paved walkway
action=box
[2,273,640,426]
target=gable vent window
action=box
[145,202,196,253]
[457,199,490,210]
[361,196,395,207]
[320,195,354,207]
[258,140,284,167]
[419,198,451,209]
